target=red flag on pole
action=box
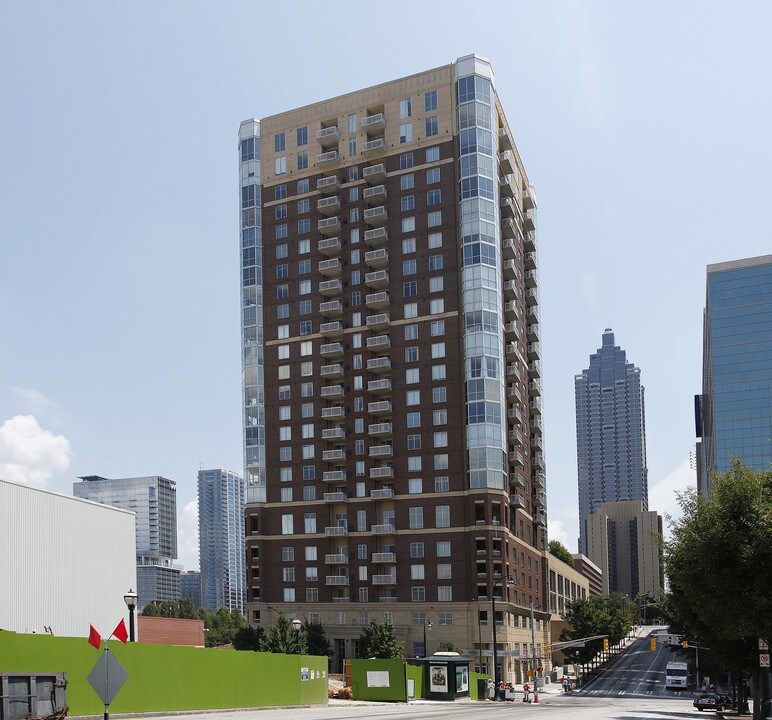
[88,625,101,650]
[113,619,129,644]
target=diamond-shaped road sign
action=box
[87,649,129,705]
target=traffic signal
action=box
[682,640,689,649]
[650,636,657,651]
[603,638,609,652]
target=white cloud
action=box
[177,499,199,572]
[649,456,694,540]
[0,415,71,488]
[548,518,570,547]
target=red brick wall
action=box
[137,616,205,646]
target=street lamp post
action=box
[123,589,138,642]
[291,617,302,654]
[492,575,515,699]
[530,601,537,689]
[422,620,432,657]
[474,598,483,674]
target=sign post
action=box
[87,646,129,720]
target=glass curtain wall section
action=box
[239,120,265,503]
[455,65,507,490]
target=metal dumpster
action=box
[0,673,67,720]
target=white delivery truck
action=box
[666,661,689,689]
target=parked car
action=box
[693,692,731,711]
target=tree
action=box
[233,625,265,651]
[664,461,772,719]
[358,617,403,659]
[437,641,460,652]
[548,540,574,567]
[264,612,307,654]
[303,619,332,658]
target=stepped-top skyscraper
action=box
[239,55,549,683]
[73,475,179,609]
[197,468,246,612]
[697,254,772,495]
[575,329,648,556]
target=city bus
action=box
[666,661,689,689]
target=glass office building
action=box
[197,468,246,612]
[574,329,648,556]
[698,254,772,494]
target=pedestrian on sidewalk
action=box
[523,683,531,703]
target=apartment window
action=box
[336,612,346,625]
[303,464,315,480]
[402,237,416,254]
[399,97,412,118]
[412,587,426,602]
[428,211,442,228]
[405,346,419,362]
[305,565,318,582]
[437,563,452,580]
[277,326,290,341]
[425,89,438,112]
[298,198,310,214]
[406,368,419,384]
[408,477,423,494]
[275,243,288,259]
[357,544,367,560]
[349,186,359,202]
[426,146,440,162]
[282,567,295,582]
[438,586,453,602]
[430,298,445,314]
[297,151,308,170]
[356,481,365,497]
[429,276,444,293]
[348,137,357,156]
[297,179,309,194]
[437,541,451,557]
[299,320,312,335]
[302,422,314,438]
[402,217,415,233]
[275,184,287,200]
[407,434,421,451]
[428,232,442,249]
[348,112,357,133]
[274,133,286,152]
[410,542,424,558]
[275,157,286,175]
[348,166,359,181]
[435,476,449,492]
[355,439,364,455]
[297,126,308,146]
[298,238,310,253]
[433,409,447,425]
[431,319,445,336]
[279,427,291,441]
[282,546,294,561]
[279,405,291,420]
[298,218,310,234]
[425,116,438,137]
[400,152,414,169]
[406,390,420,406]
[429,255,443,272]
[299,279,311,295]
[404,324,418,340]
[304,513,317,533]
[427,167,440,184]
[281,515,293,534]
[411,565,425,580]
[276,264,288,279]
[427,189,441,206]
[299,381,312,398]
[434,432,448,450]
[431,342,446,359]
[302,444,315,459]
[409,507,423,529]
[302,486,315,502]
[306,588,318,603]
[403,259,417,275]
[277,285,289,300]
[408,456,422,472]
[401,195,415,212]
[275,223,287,239]
[433,387,447,403]
[350,207,359,223]
[403,281,417,298]
[407,412,421,428]
[278,385,290,400]
[436,505,450,529]
[283,588,295,602]
[438,612,453,625]
[279,446,291,461]
[299,300,311,315]
[404,303,417,320]
[357,510,367,532]
[301,361,312,376]
[354,397,364,412]
[434,454,449,470]
[356,461,365,476]
[278,364,289,379]
[400,174,414,190]
[280,487,292,502]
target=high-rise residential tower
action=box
[697,254,772,495]
[575,329,648,556]
[197,468,246,612]
[239,55,548,682]
[73,475,179,609]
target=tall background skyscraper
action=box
[239,55,549,683]
[73,475,179,609]
[697,254,772,495]
[575,329,648,556]
[197,468,246,612]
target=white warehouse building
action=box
[0,477,136,638]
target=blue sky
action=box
[1,2,770,570]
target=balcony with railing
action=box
[501,196,515,218]
[523,185,537,210]
[371,551,396,562]
[324,491,347,503]
[321,406,345,421]
[325,525,347,537]
[366,313,390,331]
[511,494,526,509]
[319,279,343,297]
[503,280,517,299]
[364,248,389,268]
[509,450,524,467]
[318,216,341,236]
[320,363,344,379]
[524,230,537,253]
[371,524,395,535]
[317,196,341,216]
[319,299,343,318]
[322,470,345,483]
[502,217,516,239]
[370,489,394,501]
[367,378,392,395]
[364,227,388,247]
[508,406,524,424]
[500,150,515,174]
[507,384,522,403]
[498,126,513,151]
[362,112,385,134]
[322,427,346,441]
[367,400,392,416]
[504,300,519,319]
[320,384,344,399]
[505,342,517,357]
[363,184,387,205]
[316,125,340,147]
[509,427,523,445]
[529,379,542,397]
[500,175,515,198]
[366,335,390,353]
[316,150,339,167]
[364,206,388,227]
[370,466,394,479]
[362,138,386,155]
[318,237,342,257]
[320,342,344,358]
[531,417,543,435]
[369,444,393,459]
[524,208,536,231]
[365,291,389,310]
[504,321,518,340]
[510,472,525,490]
[365,270,389,289]
[367,356,391,373]
[317,175,340,194]
[531,433,543,451]
[325,553,349,564]
[502,238,516,260]
[503,258,516,280]
[319,258,342,277]
[506,363,521,382]
[320,321,344,339]
[528,342,540,361]
[372,574,397,585]
[527,322,539,342]
[535,511,547,527]
[526,306,540,324]
[528,361,541,379]
[325,574,349,585]
[525,251,537,271]
[531,452,545,471]
[363,163,386,184]
[530,397,542,415]
[323,448,347,463]
[368,422,392,437]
